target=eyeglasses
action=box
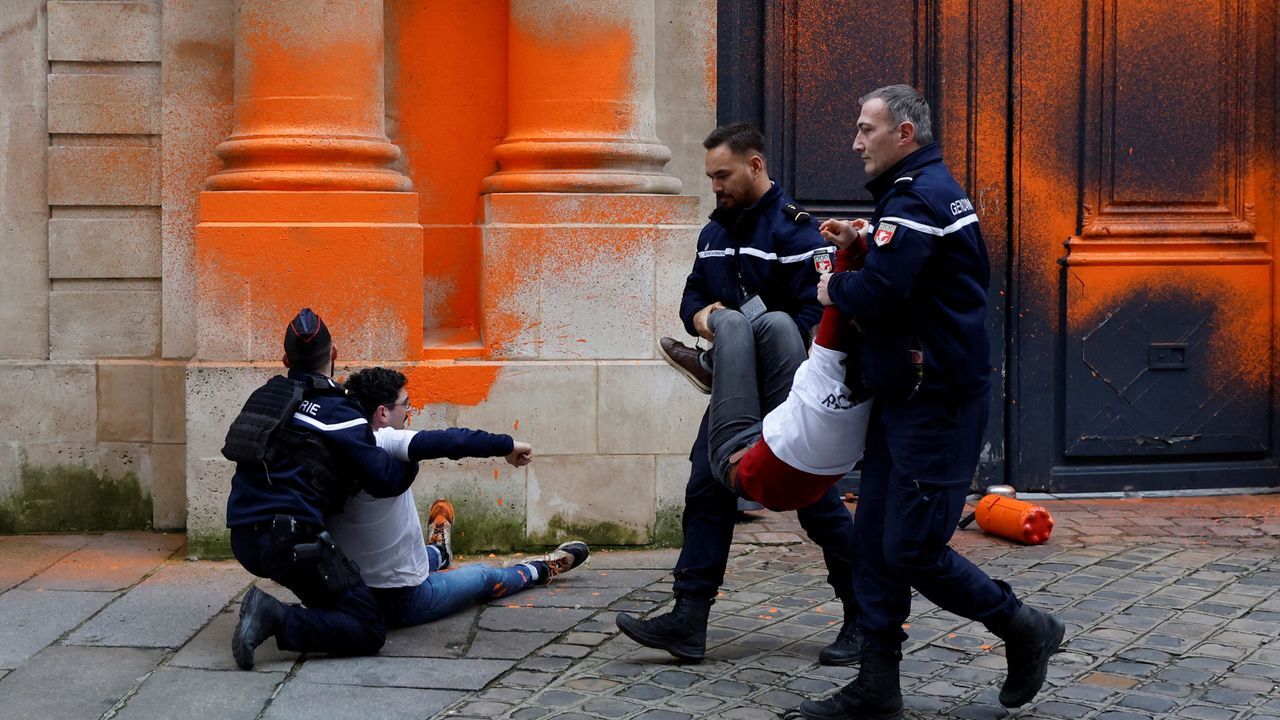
[382,399,412,410]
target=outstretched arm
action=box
[373,427,515,462]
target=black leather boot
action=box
[799,647,904,720]
[996,604,1065,707]
[232,586,285,670]
[615,594,712,661]
[818,600,864,666]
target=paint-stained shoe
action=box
[427,499,455,570]
[529,541,589,585]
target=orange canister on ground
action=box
[974,494,1054,545]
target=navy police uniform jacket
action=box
[226,369,418,529]
[680,183,832,339]
[827,143,991,399]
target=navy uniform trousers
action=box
[231,525,385,655]
[674,340,858,603]
[853,391,1020,651]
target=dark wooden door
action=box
[720,0,1280,492]
[1013,0,1279,492]
[718,0,1011,486]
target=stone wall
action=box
[1,0,716,549]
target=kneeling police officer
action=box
[223,308,418,669]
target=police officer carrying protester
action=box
[223,308,419,670]
[616,123,865,666]
[798,85,1064,719]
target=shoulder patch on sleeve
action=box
[873,221,898,247]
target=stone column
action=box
[476,1,699,546]
[188,0,423,554]
[193,0,422,363]
[483,0,681,194]
[206,0,408,192]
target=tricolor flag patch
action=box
[873,221,897,247]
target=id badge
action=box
[739,294,767,322]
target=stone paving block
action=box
[0,645,163,720]
[263,681,465,720]
[296,656,514,691]
[379,605,475,658]
[167,606,295,673]
[521,583,630,609]
[0,588,115,668]
[115,666,282,720]
[65,560,247,647]
[0,534,90,592]
[478,605,594,632]
[466,628,558,659]
[23,531,183,591]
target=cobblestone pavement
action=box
[0,493,1277,719]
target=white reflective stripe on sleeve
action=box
[699,245,838,264]
[293,413,368,432]
[777,245,838,264]
[878,213,979,237]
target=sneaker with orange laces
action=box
[427,499,454,570]
[527,541,590,586]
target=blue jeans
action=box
[372,549,536,629]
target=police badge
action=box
[873,221,897,247]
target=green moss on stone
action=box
[0,464,151,533]
[527,513,645,547]
[187,531,233,560]
[425,492,525,555]
[651,502,685,547]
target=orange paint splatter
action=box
[497,497,504,507]
[401,364,500,406]
[493,469,500,481]
[513,419,520,431]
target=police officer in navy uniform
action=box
[799,86,1064,719]
[224,308,419,670]
[616,123,864,666]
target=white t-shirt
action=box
[327,427,429,589]
[761,343,872,475]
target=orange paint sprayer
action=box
[973,494,1055,545]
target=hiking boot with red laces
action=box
[427,499,454,570]
[659,337,711,394]
[529,541,589,585]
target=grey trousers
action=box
[706,310,808,488]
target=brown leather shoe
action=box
[659,337,711,394]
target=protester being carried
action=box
[707,241,873,512]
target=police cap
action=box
[283,308,332,368]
